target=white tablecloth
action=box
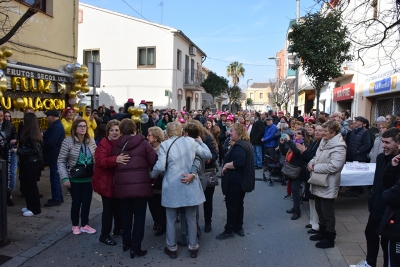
[340,163,376,186]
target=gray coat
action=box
[309,133,347,199]
[152,136,211,208]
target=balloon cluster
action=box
[63,63,89,111]
[2,96,65,111]
[127,105,149,124]
[11,117,49,131]
[0,47,12,98]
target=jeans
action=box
[20,163,41,214]
[290,178,302,213]
[100,195,121,239]
[225,182,246,233]
[253,145,262,167]
[70,182,93,226]
[365,215,388,267]
[203,186,215,224]
[120,197,147,252]
[10,151,17,191]
[49,162,62,202]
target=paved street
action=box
[0,169,382,267]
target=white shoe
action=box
[21,207,28,213]
[23,210,34,217]
[349,260,372,267]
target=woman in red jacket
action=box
[92,120,130,246]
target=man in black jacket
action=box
[353,128,400,267]
[250,112,265,169]
[217,113,228,166]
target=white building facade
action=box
[78,3,206,110]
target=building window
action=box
[83,49,100,65]
[250,93,254,99]
[177,50,182,70]
[18,0,46,13]
[260,93,263,99]
[138,47,156,67]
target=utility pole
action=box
[294,0,300,118]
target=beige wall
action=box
[3,0,78,69]
[243,87,272,111]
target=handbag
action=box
[281,162,302,179]
[307,172,329,187]
[69,143,93,179]
[204,169,219,187]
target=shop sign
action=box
[333,83,355,101]
[5,66,69,83]
[363,68,399,96]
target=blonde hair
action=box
[166,121,182,138]
[106,119,120,136]
[148,126,165,142]
[231,123,250,141]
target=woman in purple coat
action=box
[111,119,157,259]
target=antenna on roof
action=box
[158,1,163,24]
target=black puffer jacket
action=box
[204,132,218,170]
[17,138,43,165]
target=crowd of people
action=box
[3,100,400,264]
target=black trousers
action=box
[70,182,93,226]
[290,178,302,213]
[20,163,41,215]
[365,215,388,267]
[314,196,335,233]
[120,197,147,252]
[148,193,166,228]
[100,195,121,238]
[224,182,245,233]
[218,142,225,164]
[203,186,215,224]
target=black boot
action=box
[7,191,14,207]
[310,225,326,241]
[315,231,336,249]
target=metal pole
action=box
[92,62,96,108]
[294,0,300,118]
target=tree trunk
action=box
[315,88,321,120]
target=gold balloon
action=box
[1,96,11,109]
[22,97,28,109]
[35,97,43,110]
[29,78,37,92]
[68,90,77,98]
[128,106,136,115]
[0,51,3,58]
[73,103,79,110]
[74,70,83,79]
[131,115,140,123]
[42,99,51,110]
[0,91,3,98]
[80,65,88,71]
[11,77,20,91]
[57,82,66,94]
[0,77,6,93]
[136,108,143,116]
[20,77,29,92]
[0,59,6,69]
[82,71,89,78]
[14,97,24,110]
[81,85,90,93]
[3,47,12,57]
[38,79,45,93]
[73,83,81,91]
[80,78,88,86]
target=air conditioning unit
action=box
[189,46,197,56]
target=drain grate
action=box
[0,255,13,265]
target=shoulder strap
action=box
[165,136,181,170]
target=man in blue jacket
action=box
[262,117,277,158]
[43,110,65,207]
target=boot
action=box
[310,225,326,241]
[315,231,336,249]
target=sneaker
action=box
[23,210,35,217]
[283,194,291,200]
[72,226,81,235]
[349,260,372,267]
[80,225,96,234]
[21,207,28,213]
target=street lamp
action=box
[246,78,253,110]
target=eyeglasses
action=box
[77,125,87,128]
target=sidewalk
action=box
[0,169,382,267]
[0,169,103,267]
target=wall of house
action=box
[4,0,78,69]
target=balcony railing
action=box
[183,69,205,86]
[287,68,296,77]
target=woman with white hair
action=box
[152,122,211,259]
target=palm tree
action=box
[226,61,245,86]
